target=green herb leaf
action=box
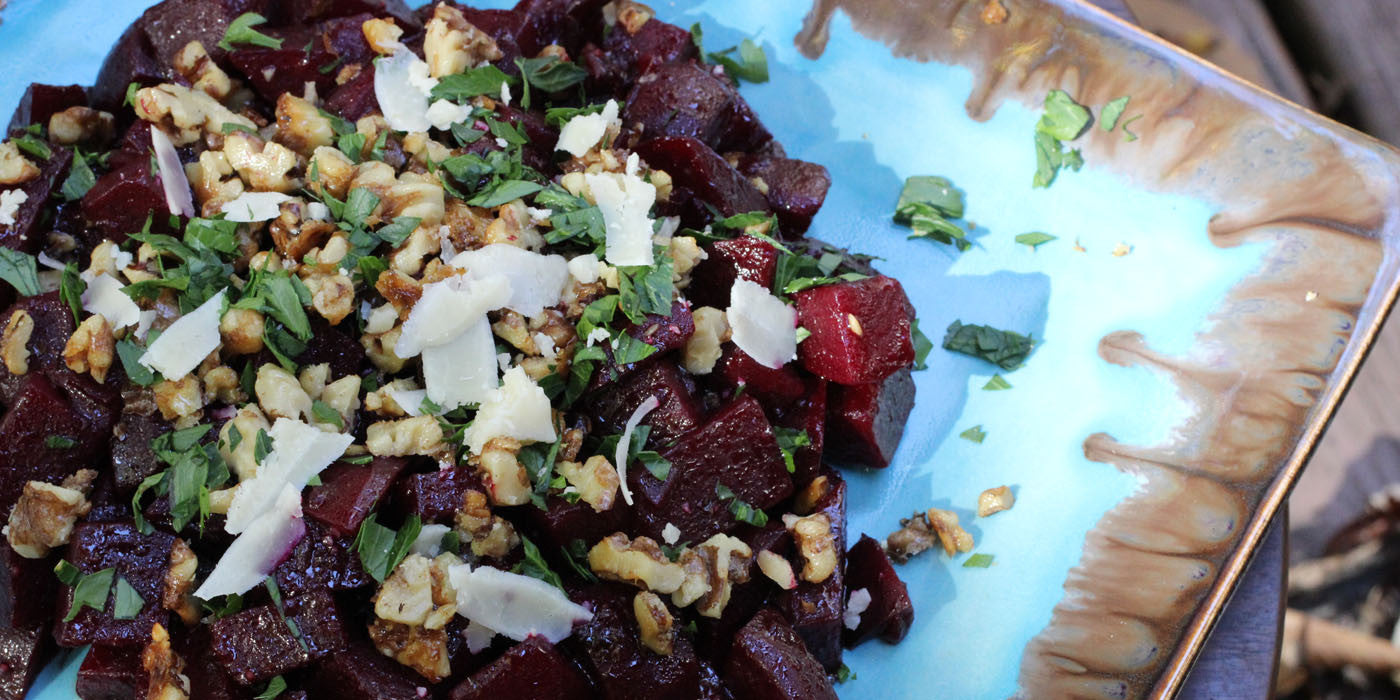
[901,202,969,250]
[429,65,516,103]
[709,38,768,84]
[46,435,76,449]
[253,676,287,700]
[116,339,157,386]
[357,255,388,286]
[64,567,115,622]
[0,249,41,296]
[716,483,768,526]
[1121,114,1143,141]
[959,425,987,444]
[61,149,97,201]
[341,187,380,230]
[54,560,81,586]
[774,427,811,474]
[1100,96,1130,131]
[11,132,51,161]
[616,250,674,322]
[835,663,857,683]
[1036,89,1091,141]
[253,429,273,464]
[781,272,868,296]
[610,333,658,365]
[374,216,421,247]
[514,56,587,109]
[520,438,563,507]
[222,122,258,135]
[561,540,597,583]
[544,103,606,128]
[218,13,283,51]
[895,176,963,220]
[513,535,564,590]
[185,217,240,255]
[1014,232,1057,249]
[112,577,145,620]
[311,400,344,429]
[911,319,933,371]
[468,179,544,208]
[962,553,995,568]
[353,513,422,583]
[123,82,141,108]
[58,263,86,324]
[439,530,461,555]
[795,326,811,344]
[942,320,1033,370]
[982,374,1012,390]
[690,22,705,54]
[130,471,167,535]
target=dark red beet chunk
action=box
[0,374,94,512]
[292,317,367,378]
[582,15,697,93]
[630,394,792,542]
[319,14,377,66]
[520,493,630,554]
[323,64,378,121]
[448,636,591,700]
[776,470,846,671]
[80,158,167,242]
[738,156,831,236]
[693,522,792,664]
[843,534,915,647]
[0,144,71,252]
[724,608,837,700]
[825,369,915,470]
[54,523,176,648]
[565,583,715,699]
[713,345,807,409]
[179,626,253,700]
[209,591,346,685]
[0,626,52,700]
[0,542,57,631]
[623,62,733,148]
[305,456,410,535]
[623,299,695,355]
[228,45,339,105]
[306,637,427,699]
[634,136,769,229]
[795,275,915,385]
[386,465,483,523]
[76,644,148,699]
[110,411,172,494]
[7,84,88,133]
[686,235,778,309]
[285,0,416,27]
[587,360,703,444]
[272,521,372,598]
[772,378,826,486]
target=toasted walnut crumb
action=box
[683,306,729,375]
[133,83,253,145]
[309,146,354,199]
[223,131,301,193]
[361,17,404,55]
[977,485,1015,517]
[615,0,654,34]
[48,106,116,147]
[367,415,445,457]
[589,533,686,593]
[173,40,232,100]
[926,507,975,556]
[0,142,40,185]
[187,150,244,215]
[558,455,619,513]
[424,3,503,78]
[785,512,837,583]
[483,200,544,250]
[2,472,95,558]
[255,363,312,420]
[362,326,408,373]
[369,619,451,682]
[303,271,356,325]
[885,511,938,564]
[275,94,333,155]
[63,315,115,383]
[201,366,245,405]
[317,375,361,432]
[491,309,536,353]
[219,307,265,355]
[375,269,423,320]
[142,624,190,700]
[1,309,33,375]
[793,475,829,516]
[981,0,1008,24]
[668,236,705,287]
[153,376,205,426]
[390,226,441,276]
[693,533,753,618]
[218,406,271,480]
[162,539,200,626]
[374,554,437,626]
[634,591,675,656]
[475,437,530,505]
[454,489,519,560]
[370,553,460,681]
[756,550,798,590]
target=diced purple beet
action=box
[0,542,57,631]
[824,369,915,470]
[512,0,608,58]
[110,411,173,494]
[285,590,350,657]
[272,521,372,598]
[448,636,592,700]
[323,64,378,121]
[54,523,176,648]
[228,43,340,105]
[493,105,559,172]
[305,457,410,535]
[179,626,254,700]
[622,62,770,154]
[772,378,826,486]
[0,626,52,700]
[587,359,702,444]
[319,13,377,66]
[738,156,831,236]
[712,345,807,409]
[449,7,525,66]
[693,522,791,664]
[0,375,93,512]
[686,235,778,309]
[582,16,697,94]
[209,591,346,686]
[386,465,483,523]
[634,136,769,229]
[296,317,367,378]
[90,25,167,110]
[0,292,122,436]
[80,158,167,243]
[136,0,263,69]
[565,582,713,699]
[306,637,428,700]
[624,299,695,355]
[843,534,914,647]
[724,608,837,700]
[520,493,630,554]
[794,275,915,386]
[76,644,148,699]
[630,395,792,542]
[0,144,71,252]
[7,84,88,134]
[285,0,417,27]
[776,471,846,671]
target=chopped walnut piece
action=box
[48,106,116,147]
[424,3,503,78]
[223,131,301,193]
[308,146,354,199]
[588,533,686,593]
[218,405,271,480]
[670,547,709,609]
[374,554,437,626]
[162,539,200,626]
[154,376,205,427]
[375,269,423,319]
[63,315,115,383]
[142,623,191,700]
[558,455,619,512]
[615,0,654,34]
[187,150,244,215]
[303,270,356,325]
[683,306,729,375]
[785,512,837,584]
[693,533,753,618]
[219,307,265,355]
[173,40,232,100]
[977,485,1015,517]
[981,0,1008,24]
[0,142,40,185]
[793,475,829,516]
[3,471,96,558]
[361,17,405,55]
[885,511,938,564]
[756,550,798,590]
[668,235,705,287]
[369,553,459,681]
[367,415,445,457]
[201,366,245,405]
[454,489,520,560]
[1,309,33,375]
[362,326,408,373]
[369,619,450,682]
[475,437,530,505]
[634,591,675,656]
[275,94,333,155]
[255,363,312,420]
[133,83,254,145]
[491,309,536,353]
[927,508,974,556]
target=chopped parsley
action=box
[982,374,1012,391]
[60,148,98,201]
[112,577,145,620]
[716,483,768,526]
[911,319,933,371]
[774,427,811,474]
[962,553,995,568]
[561,540,597,583]
[59,262,85,323]
[130,423,229,534]
[835,663,857,683]
[515,56,588,109]
[894,176,969,251]
[353,513,422,583]
[0,249,41,296]
[218,13,283,51]
[942,320,1034,370]
[254,676,288,700]
[45,435,76,449]
[11,131,51,161]
[513,535,564,590]
[310,400,344,429]
[1032,90,1091,188]
[1100,96,1130,131]
[61,566,115,622]
[959,425,987,444]
[429,65,517,103]
[116,339,157,386]
[1014,232,1057,249]
[709,38,769,84]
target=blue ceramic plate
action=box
[5,0,1400,697]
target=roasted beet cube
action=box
[0,374,95,512]
[587,360,703,443]
[512,0,607,58]
[565,583,714,699]
[634,136,769,229]
[824,369,915,470]
[90,25,167,110]
[7,84,88,134]
[448,636,591,700]
[290,317,366,379]
[54,523,175,647]
[76,644,147,699]
[630,395,792,542]
[80,158,167,242]
[843,534,914,647]
[178,626,251,700]
[724,608,837,700]
[210,592,346,685]
[583,15,697,93]
[738,156,831,236]
[319,13,377,66]
[323,64,379,121]
[386,465,483,523]
[307,637,428,699]
[0,144,71,252]
[693,522,792,664]
[228,44,340,105]
[624,299,695,356]
[686,235,779,309]
[776,471,846,671]
[623,62,733,147]
[795,275,914,385]
[272,521,371,598]
[772,378,826,486]
[0,542,57,630]
[285,0,417,26]
[713,345,807,409]
[520,493,631,555]
[110,411,172,494]
[0,626,51,700]
[305,457,410,535]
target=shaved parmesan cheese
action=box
[411,524,452,557]
[525,207,552,225]
[139,289,226,379]
[614,395,659,506]
[395,275,511,358]
[585,327,609,346]
[449,245,568,317]
[81,273,142,330]
[567,255,601,284]
[135,310,156,340]
[464,620,497,654]
[219,191,293,222]
[384,384,426,417]
[426,99,473,130]
[375,50,434,132]
[422,317,498,410]
[225,418,352,534]
[844,588,872,630]
[496,352,512,372]
[533,332,556,361]
[0,189,27,226]
[662,522,680,545]
[448,564,592,643]
[194,484,306,599]
[585,170,655,267]
[150,126,195,218]
[554,99,620,157]
[306,202,330,220]
[727,279,797,369]
[465,366,555,454]
[499,81,511,106]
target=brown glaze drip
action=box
[796,1,1400,697]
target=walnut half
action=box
[588,533,686,593]
[633,591,675,656]
[3,470,96,559]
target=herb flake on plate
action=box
[943,320,1034,370]
[959,425,987,444]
